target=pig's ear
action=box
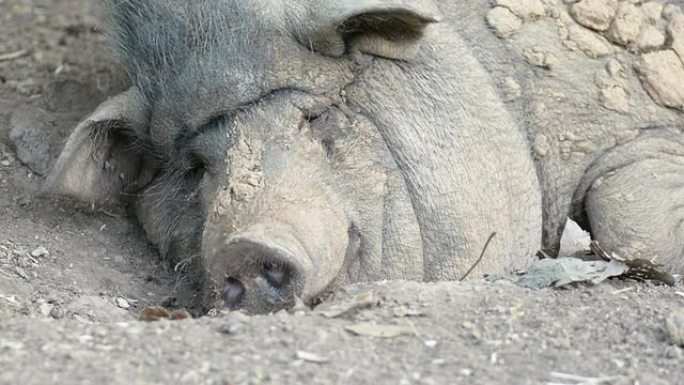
[43,88,149,205]
[296,0,441,60]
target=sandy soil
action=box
[1,1,684,384]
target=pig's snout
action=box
[203,194,349,313]
[215,236,306,311]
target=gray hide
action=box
[45,0,682,313]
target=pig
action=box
[45,0,683,313]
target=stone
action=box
[570,0,619,31]
[496,0,546,20]
[115,297,131,309]
[566,24,614,58]
[662,3,682,22]
[599,86,629,112]
[502,77,522,101]
[49,306,65,319]
[30,246,49,258]
[636,50,684,109]
[9,106,57,176]
[487,6,523,38]
[523,46,557,69]
[38,303,54,317]
[607,3,643,46]
[637,24,666,51]
[668,13,684,63]
[640,1,664,25]
[606,58,625,78]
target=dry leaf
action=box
[516,258,628,289]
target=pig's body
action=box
[46,0,683,313]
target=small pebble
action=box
[30,246,48,258]
[665,346,683,360]
[49,306,65,319]
[14,266,28,280]
[38,302,53,317]
[115,297,130,309]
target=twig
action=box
[0,49,29,62]
[460,232,496,281]
[624,258,676,286]
[610,287,634,295]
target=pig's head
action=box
[45,0,440,313]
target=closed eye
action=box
[198,113,232,134]
[193,87,304,134]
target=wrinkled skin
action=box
[45,0,682,314]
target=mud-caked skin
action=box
[45,0,683,313]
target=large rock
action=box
[668,13,684,63]
[637,24,666,51]
[9,105,59,175]
[565,24,615,58]
[636,50,684,110]
[570,0,619,32]
[607,2,643,46]
[486,6,523,38]
[496,0,546,20]
[640,1,664,25]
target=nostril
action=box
[221,277,245,308]
[262,261,288,287]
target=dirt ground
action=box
[1,1,684,384]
